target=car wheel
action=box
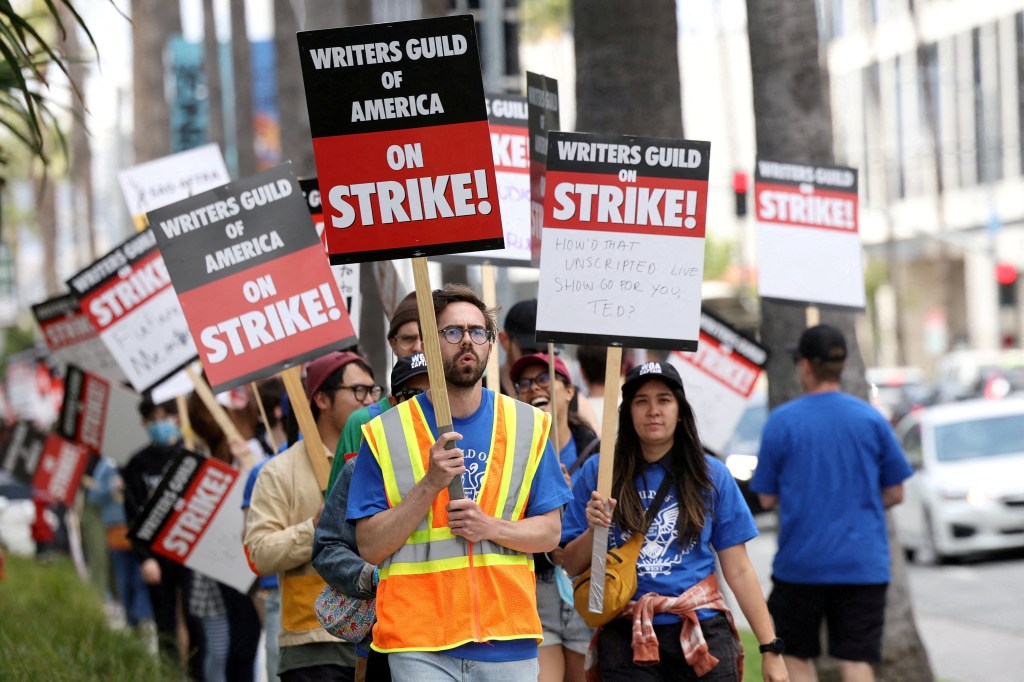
[914,512,947,566]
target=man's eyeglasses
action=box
[393,387,424,403]
[337,384,384,402]
[514,372,553,394]
[392,333,421,351]
[438,326,492,345]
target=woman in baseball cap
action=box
[560,360,787,682]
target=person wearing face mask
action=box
[510,352,599,682]
[122,395,205,679]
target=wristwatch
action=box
[759,638,785,655]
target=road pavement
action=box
[727,517,1024,682]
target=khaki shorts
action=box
[536,571,593,654]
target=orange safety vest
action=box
[362,391,550,653]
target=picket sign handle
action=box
[481,264,501,393]
[279,365,331,493]
[547,342,560,453]
[184,366,255,470]
[251,381,277,454]
[589,345,623,614]
[411,257,463,500]
[176,393,196,450]
[806,305,820,327]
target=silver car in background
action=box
[893,399,1024,563]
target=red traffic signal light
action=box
[995,262,1018,286]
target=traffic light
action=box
[996,262,1018,307]
[733,171,748,217]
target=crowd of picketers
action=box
[12,284,913,682]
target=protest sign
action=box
[437,94,531,266]
[31,434,90,507]
[1,421,47,485]
[296,15,504,263]
[119,144,231,230]
[668,312,767,454]
[300,177,362,335]
[66,230,199,394]
[4,353,61,425]
[32,294,127,383]
[535,132,711,351]
[147,164,358,394]
[755,159,865,309]
[527,72,560,266]
[57,365,148,465]
[128,450,254,593]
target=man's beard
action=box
[443,346,488,389]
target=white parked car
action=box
[893,399,1024,563]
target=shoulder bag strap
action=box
[641,468,675,534]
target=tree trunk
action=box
[745,1,933,680]
[274,0,314,176]
[62,4,96,264]
[132,0,181,163]
[574,0,682,138]
[36,178,59,297]
[203,0,225,151]
[230,0,257,177]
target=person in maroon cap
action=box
[244,351,377,682]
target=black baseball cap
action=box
[390,353,428,393]
[622,360,685,394]
[793,324,847,363]
[503,299,543,352]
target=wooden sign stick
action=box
[175,394,196,450]
[412,256,463,500]
[481,263,501,393]
[280,365,331,492]
[251,381,277,454]
[184,366,255,469]
[806,305,820,328]
[547,342,560,453]
[589,345,623,614]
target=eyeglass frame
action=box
[513,371,569,394]
[334,384,385,402]
[391,331,422,350]
[438,325,493,345]
[392,386,424,403]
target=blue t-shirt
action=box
[559,436,578,476]
[347,389,572,662]
[242,458,278,591]
[750,391,914,584]
[562,454,757,623]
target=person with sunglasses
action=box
[245,351,378,681]
[345,284,572,681]
[510,352,600,682]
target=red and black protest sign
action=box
[1,421,47,485]
[128,449,254,593]
[31,294,127,383]
[296,15,504,263]
[535,131,711,351]
[669,311,767,454]
[57,365,149,465]
[527,72,560,266]
[31,434,91,507]
[146,164,358,394]
[755,158,864,309]
[438,94,532,266]
[66,230,199,393]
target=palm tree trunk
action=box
[745,1,933,679]
[36,177,59,297]
[203,0,225,151]
[132,0,181,163]
[62,4,95,264]
[574,0,682,137]
[230,0,256,177]
[274,0,314,176]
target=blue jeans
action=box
[110,549,153,626]
[263,588,281,680]
[388,651,538,682]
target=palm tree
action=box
[202,0,225,151]
[745,1,933,679]
[229,0,255,176]
[574,0,681,137]
[132,0,181,163]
